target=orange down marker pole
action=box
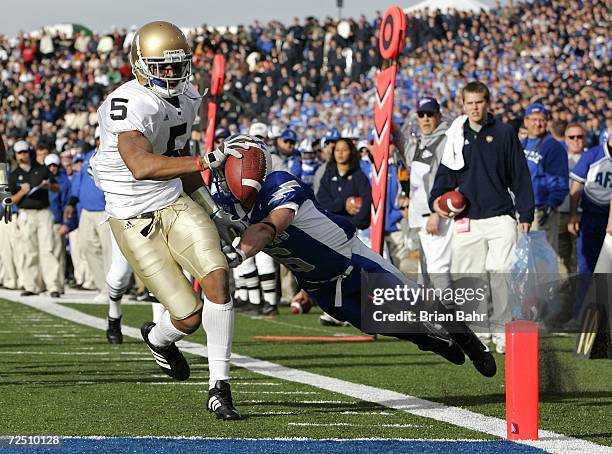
[505,320,539,440]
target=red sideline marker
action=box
[370,6,406,254]
[254,335,375,342]
[505,320,539,440]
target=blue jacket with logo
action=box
[522,134,569,209]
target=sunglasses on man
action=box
[417,111,435,118]
[566,135,584,140]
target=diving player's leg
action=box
[167,196,241,420]
[104,234,133,344]
[353,239,495,376]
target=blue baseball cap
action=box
[416,97,440,113]
[321,128,341,147]
[525,103,548,117]
[214,127,230,139]
[280,128,298,143]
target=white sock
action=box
[259,272,277,306]
[148,310,187,348]
[108,299,122,319]
[201,298,234,388]
[151,302,166,324]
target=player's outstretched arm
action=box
[118,131,207,180]
[238,208,295,258]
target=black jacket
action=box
[429,116,535,223]
[316,165,372,230]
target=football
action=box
[225,145,268,206]
[438,191,466,216]
[290,299,313,315]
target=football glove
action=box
[0,185,12,224]
[211,209,247,245]
[204,134,249,169]
[221,240,246,268]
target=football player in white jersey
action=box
[91,21,245,420]
[216,138,497,378]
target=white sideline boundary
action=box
[2,290,610,454]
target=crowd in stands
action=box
[0,1,610,334]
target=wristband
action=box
[196,156,205,172]
[260,221,277,237]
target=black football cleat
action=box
[140,321,190,381]
[261,302,279,316]
[242,302,262,315]
[453,333,497,378]
[207,380,242,420]
[106,316,123,344]
[418,334,466,365]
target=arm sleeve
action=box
[508,130,535,223]
[8,172,18,195]
[316,171,345,213]
[262,173,309,214]
[428,163,457,211]
[352,171,372,229]
[543,140,569,208]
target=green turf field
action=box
[0,297,611,446]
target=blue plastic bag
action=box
[510,231,560,321]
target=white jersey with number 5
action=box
[92,79,201,219]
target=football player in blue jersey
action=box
[216,136,496,377]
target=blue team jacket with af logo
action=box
[522,134,569,209]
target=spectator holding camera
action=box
[521,103,569,252]
[8,140,62,297]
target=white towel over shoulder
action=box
[440,115,468,170]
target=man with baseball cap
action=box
[9,139,62,297]
[275,128,301,177]
[522,102,569,252]
[394,97,452,290]
[45,153,75,294]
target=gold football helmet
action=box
[130,21,192,98]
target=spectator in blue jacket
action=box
[45,153,77,293]
[522,103,569,252]
[298,138,319,188]
[317,138,372,230]
[276,128,302,177]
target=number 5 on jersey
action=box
[110,98,128,120]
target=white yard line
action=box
[288,422,426,428]
[3,290,610,454]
